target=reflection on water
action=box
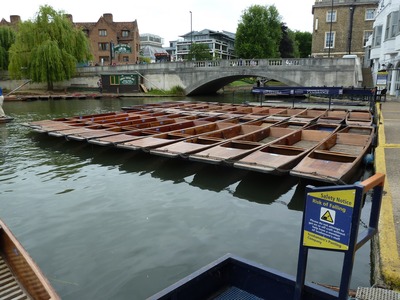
[0,98,373,299]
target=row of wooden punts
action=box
[23,101,376,184]
[5,93,103,102]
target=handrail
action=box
[360,172,385,191]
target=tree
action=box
[9,5,92,90]
[0,27,16,70]
[188,43,212,61]
[235,5,282,59]
[279,23,297,58]
[294,31,312,58]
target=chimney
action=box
[10,15,21,24]
[64,14,73,22]
[103,13,113,23]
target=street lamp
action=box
[190,11,192,43]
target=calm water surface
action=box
[0,96,373,299]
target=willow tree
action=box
[9,5,92,90]
[235,5,282,59]
[0,27,16,70]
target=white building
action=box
[370,0,400,94]
[174,29,236,61]
[140,33,168,63]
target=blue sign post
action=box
[294,173,385,300]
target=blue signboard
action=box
[303,189,356,251]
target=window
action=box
[110,75,120,85]
[99,29,107,37]
[122,56,129,62]
[122,30,129,37]
[391,11,399,38]
[325,32,335,48]
[373,25,383,47]
[363,30,373,46]
[98,42,109,51]
[326,10,337,23]
[384,11,399,40]
[365,9,375,20]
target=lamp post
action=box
[190,11,193,45]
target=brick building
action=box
[74,13,140,66]
[1,13,140,66]
[0,15,21,27]
[312,0,378,58]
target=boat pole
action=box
[6,80,32,97]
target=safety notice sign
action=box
[303,189,356,251]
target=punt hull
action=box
[0,219,60,299]
[149,254,337,300]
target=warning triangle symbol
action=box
[321,210,334,223]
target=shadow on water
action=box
[190,164,249,192]
[150,158,206,184]
[233,172,298,206]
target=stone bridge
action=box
[76,58,363,96]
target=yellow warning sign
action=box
[304,230,349,250]
[321,210,333,222]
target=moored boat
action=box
[345,109,373,126]
[0,116,14,123]
[290,125,375,183]
[233,127,334,174]
[289,108,327,123]
[116,119,255,152]
[0,219,60,299]
[317,109,348,124]
[185,125,296,164]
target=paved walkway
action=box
[375,98,400,290]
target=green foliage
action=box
[280,24,299,58]
[0,27,16,70]
[147,85,186,96]
[8,5,92,90]
[294,31,312,58]
[188,43,212,61]
[170,85,186,96]
[235,5,282,59]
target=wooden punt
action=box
[289,108,327,123]
[290,125,375,183]
[57,113,192,141]
[233,127,334,174]
[183,125,296,164]
[23,112,136,132]
[0,116,14,123]
[317,109,348,124]
[46,114,153,137]
[116,119,252,152]
[345,109,373,126]
[0,219,60,299]
[88,115,238,146]
[30,110,164,135]
[266,108,308,122]
[150,119,284,159]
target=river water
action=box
[0,95,373,299]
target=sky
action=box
[1,0,315,46]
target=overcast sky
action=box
[2,0,315,46]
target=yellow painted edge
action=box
[375,104,400,290]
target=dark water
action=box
[0,96,373,299]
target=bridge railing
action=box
[76,58,357,75]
